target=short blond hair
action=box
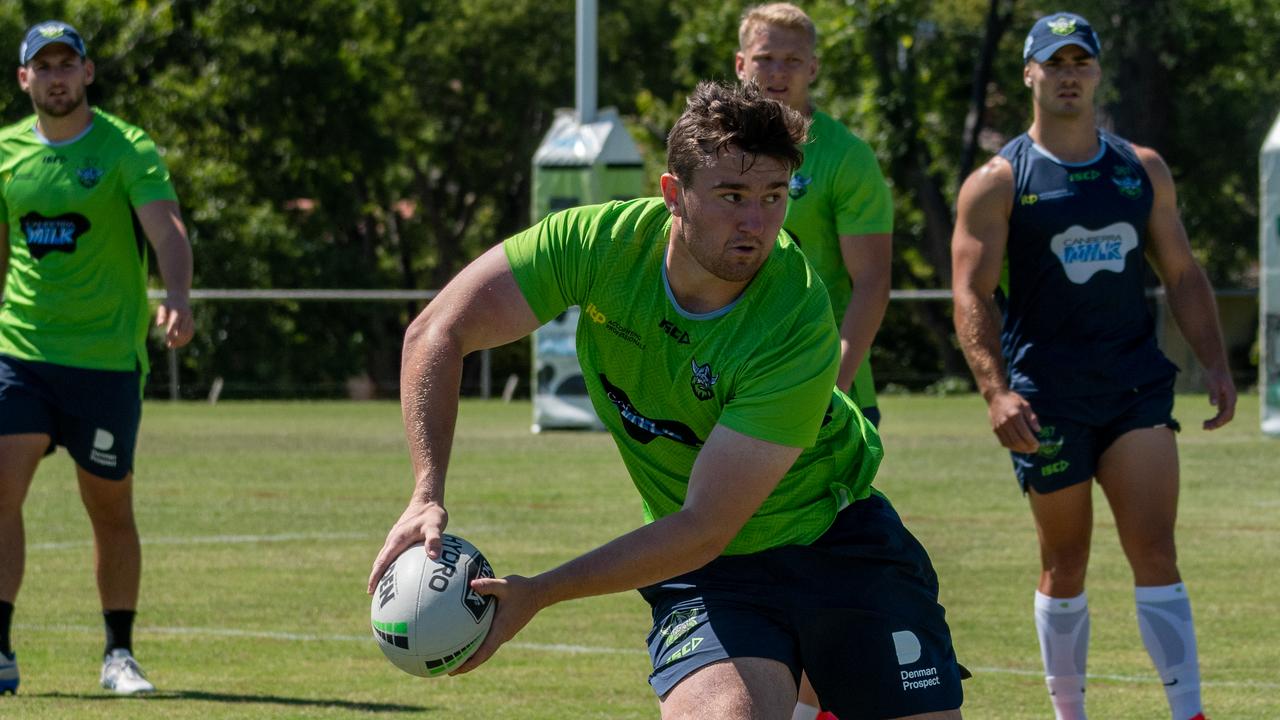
[738,3,817,50]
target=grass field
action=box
[5,394,1277,718]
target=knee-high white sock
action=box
[791,702,820,720]
[1036,590,1090,720]
[1136,583,1203,720]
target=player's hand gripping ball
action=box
[371,535,496,677]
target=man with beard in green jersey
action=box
[370,81,963,720]
[0,20,194,696]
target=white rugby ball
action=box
[371,535,496,677]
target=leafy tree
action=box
[3,0,1276,395]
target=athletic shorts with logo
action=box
[1012,374,1180,494]
[0,354,141,480]
[639,492,963,719]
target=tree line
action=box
[2,0,1276,397]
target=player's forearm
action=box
[837,281,890,391]
[400,314,465,506]
[150,229,193,303]
[529,508,728,609]
[953,289,1010,401]
[1163,266,1231,374]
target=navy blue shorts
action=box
[1012,375,1180,494]
[639,493,964,719]
[0,354,142,480]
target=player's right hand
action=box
[155,299,195,349]
[367,500,449,593]
[987,389,1041,454]
[1202,366,1237,430]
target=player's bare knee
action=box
[1040,563,1088,595]
[1040,548,1088,582]
[80,490,137,534]
[1128,546,1180,583]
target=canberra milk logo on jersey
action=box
[789,173,813,199]
[598,374,703,448]
[1050,221,1138,284]
[19,211,91,260]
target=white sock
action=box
[1136,583,1203,720]
[1036,590,1089,720]
[791,702,820,720]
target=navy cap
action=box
[1023,12,1100,63]
[19,21,87,65]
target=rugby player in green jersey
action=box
[735,3,893,431]
[370,81,963,720]
[0,20,194,696]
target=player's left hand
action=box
[450,574,544,675]
[155,300,195,349]
[1202,366,1236,430]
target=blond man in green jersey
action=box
[369,81,962,720]
[735,6,896,717]
[735,3,893,429]
[0,20,193,696]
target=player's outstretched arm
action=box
[1138,146,1236,429]
[368,244,543,592]
[451,425,804,675]
[951,158,1040,453]
[137,199,194,349]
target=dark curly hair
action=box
[666,81,809,183]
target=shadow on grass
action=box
[28,690,428,713]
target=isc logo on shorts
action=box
[893,630,942,692]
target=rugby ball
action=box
[371,535,496,677]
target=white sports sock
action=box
[791,702,820,720]
[1036,590,1089,720]
[1136,583,1203,720]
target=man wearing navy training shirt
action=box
[951,12,1233,720]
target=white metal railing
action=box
[137,287,1258,400]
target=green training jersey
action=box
[784,110,893,409]
[506,198,883,556]
[0,108,177,373]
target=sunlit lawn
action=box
[4,394,1275,718]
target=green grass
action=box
[5,394,1277,718]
